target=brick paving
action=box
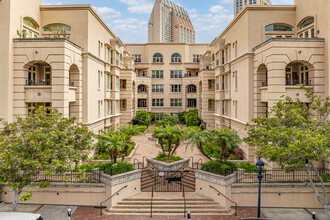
[71,207,265,220]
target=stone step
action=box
[123,198,214,201]
[114,204,222,209]
[117,201,219,205]
[106,208,229,214]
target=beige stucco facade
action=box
[0,0,329,165]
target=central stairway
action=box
[106,192,232,215]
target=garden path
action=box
[128,130,208,165]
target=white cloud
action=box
[271,0,294,5]
[118,0,154,14]
[220,0,233,4]
[93,6,121,19]
[210,5,226,13]
[42,1,63,5]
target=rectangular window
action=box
[120,80,127,90]
[208,99,215,111]
[215,76,220,91]
[116,52,119,66]
[170,70,182,78]
[170,99,182,107]
[152,99,164,107]
[216,101,220,114]
[134,54,141,63]
[98,71,100,89]
[152,84,164,93]
[120,99,127,111]
[208,80,215,90]
[187,99,197,108]
[138,99,147,108]
[235,41,238,58]
[110,101,113,115]
[110,75,113,90]
[106,73,110,90]
[116,100,120,114]
[221,50,225,64]
[234,71,238,89]
[98,101,101,118]
[106,47,111,63]
[98,41,101,58]
[193,55,201,63]
[216,52,220,66]
[152,70,164,78]
[171,85,182,92]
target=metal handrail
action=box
[134,158,155,180]
[209,185,237,216]
[100,185,128,215]
[150,185,154,217]
[183,185,186,217]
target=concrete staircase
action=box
[141,168,196,192]
[106,192,231,215]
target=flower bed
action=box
[154,153,183,163]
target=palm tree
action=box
[153,125,186,160]
[185,126,213,161]
[98,131,125,163]
[206,128,241,162]
[118,124,144,160]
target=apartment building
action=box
[148,0,195,43]
[0,0,135,132]
[209,0,329,163]
[126,43,209,121]
[234,0,271,16]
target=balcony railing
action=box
[120,108,127,111]
[286,79,311,86]
[69,81,75,87]
[26,79,51,86]
[261,81,268,87]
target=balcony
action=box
[286,79,311,86]
[260,86,312,103]
[25,86,51,103]
[26,79,51,86]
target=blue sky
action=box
[42,0,294,43]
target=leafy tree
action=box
[185,126,213,161]
[0,107,94,212]
[153,125,186,160]
[134,111,151,126]
[206,128,241,162]
[184,110,201,126]
[98,131,125,163]
[244,90,330,218]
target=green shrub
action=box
[154,153,183,163]
[134,125,147,133]
[201,160,238,176]
[321,173,330,182]
[94,141,136,160]
[184,111,201,126]
[75,161,134,175]
[134,111,151,125]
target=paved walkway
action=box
[128,129,208,164]
[71,207,265,220]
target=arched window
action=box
[299,17,314,30]
[265,23,293,40]
[298,17,315,38]
[138,85,147,93]
[43,24,72,40]
[171,53,182,63]
[43,24,71,32]
[265,24,292,32]
[22,17,39,38]
[187,84,197,93]
[153,53,163,63]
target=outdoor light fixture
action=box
[256,158,264,219]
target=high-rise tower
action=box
[148,0,195,43]
[234,0,271,16]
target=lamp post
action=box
[256,159,264,219]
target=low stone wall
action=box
[232,183,330,209]
[195,169,243,186]
[147,158,190,171]
[0,183,106,206]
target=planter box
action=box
[195,169,245,186]
[147,158,190,171]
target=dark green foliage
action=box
[154,153,183,163]
[134,111,152,125]
[201,160,238,176]
[237,162,258,173]
[184,110,201,126]
[75,161,134,175]
[321,174,330,182]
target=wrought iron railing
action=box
[100,185,127,215]
[286,79,312,86]
[26,79,52,86]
